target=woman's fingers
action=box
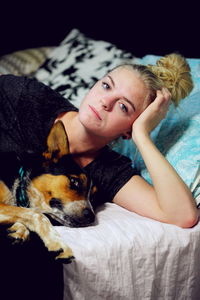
[132,88,172,137]
[152,88,171,117]
[155,88,171,107]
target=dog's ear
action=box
[43,121,70,162]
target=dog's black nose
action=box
[82,208,95,222]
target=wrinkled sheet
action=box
[55,203,200,300]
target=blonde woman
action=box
[0,53,198,227]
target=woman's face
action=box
[78,67,149,141]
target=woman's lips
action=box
[89,105,102,120]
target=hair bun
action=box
[148,53,193,106]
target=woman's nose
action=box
[100,97,114,111]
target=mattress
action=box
[55,203,200,300]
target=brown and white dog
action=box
[0,121,95,262]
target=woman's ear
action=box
[122,131,132,140]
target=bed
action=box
[1,28,200,300]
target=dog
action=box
[0,120,95,262]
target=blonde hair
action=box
[115,53,193,106]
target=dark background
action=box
[0,1,199,58]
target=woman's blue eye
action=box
[102,82,110,89]
[119,103,128,113]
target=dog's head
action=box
[26,121,96,227]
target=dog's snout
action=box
[64,207,95,227]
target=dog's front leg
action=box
[0,205,74,262]
[7,221,30,242]
[28,211,74,262]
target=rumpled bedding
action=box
[55,203,200,300]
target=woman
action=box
[0,53,198,228]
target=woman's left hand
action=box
[132,88,171,140]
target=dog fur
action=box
[0,121,95,262]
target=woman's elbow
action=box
[175,211,199,228]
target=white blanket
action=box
[55,203,200,300]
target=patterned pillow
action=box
[34,28,141,107]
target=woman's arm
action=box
[113,89,199,228]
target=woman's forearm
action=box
[134,132,198,227]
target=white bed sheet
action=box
[55,203,200,300]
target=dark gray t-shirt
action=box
[0,74,138,207]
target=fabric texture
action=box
[57,202,200,300]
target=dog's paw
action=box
[7,222,30,244]
[47,241,74,263]
[55,247,75,263]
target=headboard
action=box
[1,2,199,58]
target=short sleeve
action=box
[84,147,139,208]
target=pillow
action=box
[34,28,141,108]
[34,30,200,205]
[0,47,54,76]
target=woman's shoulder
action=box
[0,74,59,97]
[85,146,139,206]
[0,74,37,88]
[0,74,26,94]
[0,74,49,101]
[0,74,77,111]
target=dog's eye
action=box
[69,176,81,190]
[49,198,63,210]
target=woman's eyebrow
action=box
[107,75,115,87]
[107,75,136,111]
[124,98,136,111]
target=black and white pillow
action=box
[34,28,141,108]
